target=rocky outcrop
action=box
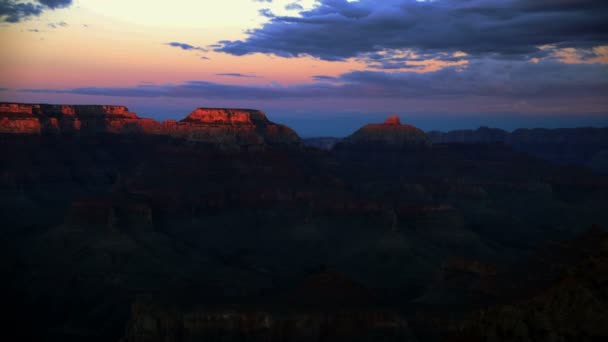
[0,103,42,133]
[163,108,300,148]
[0,103,300,148]
[0,102,164,134]
[335,115,430,150]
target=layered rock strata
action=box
[336,115,430,149]
[0,103,300,148]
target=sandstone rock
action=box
[384,115,402,125]
[0,103,300,148]
[165,108,300,148]
[0,116,41,134]
[337,115,430,149]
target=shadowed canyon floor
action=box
[1,104,607,341]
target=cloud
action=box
[312,75,339,82]
[37,0,71,9]
[258,8,274,18]
[216,73,261,78]
[285,3,303,11]
[165,42,207,52]
[0,0,72,23]
[47,21,67,28]
[214,0,608,62]
[21,58,608,107]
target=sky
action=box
[0,0,607,136]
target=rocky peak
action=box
[336,115,431,149]
[182,108,267,125]
[384,115,401,125]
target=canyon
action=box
[1,103,607,341]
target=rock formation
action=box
[336,115,430,150]
[0,102,162,134]
[0,103,300,148]
[428,126,608,170]
[162,108,300,148]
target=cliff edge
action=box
[0,103,300,148]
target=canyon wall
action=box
[335,115,431,151]
[0,103,300,148]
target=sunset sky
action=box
[1,0,607,136]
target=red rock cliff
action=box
[162,108,300,148]
[0,103,160,134]
[337,115,430,149]
[0,103,300,148]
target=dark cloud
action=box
[0,1,43,23]
[165,42,207,52]
[333,60,608,99]
[514,0,608,11]
[216,73,261,78]
[215,0,608,61]
[37,0,71,9]
[285,3,303,11]
[0,0,72,23]
[259,8,274,18]
[312,75,339,82]
[21,58,608,104]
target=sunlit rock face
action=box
[0,103,301,148]
[0,103,161,134]
[0,103,42,133]
[163,108,301,148]
[336,115,431,150]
